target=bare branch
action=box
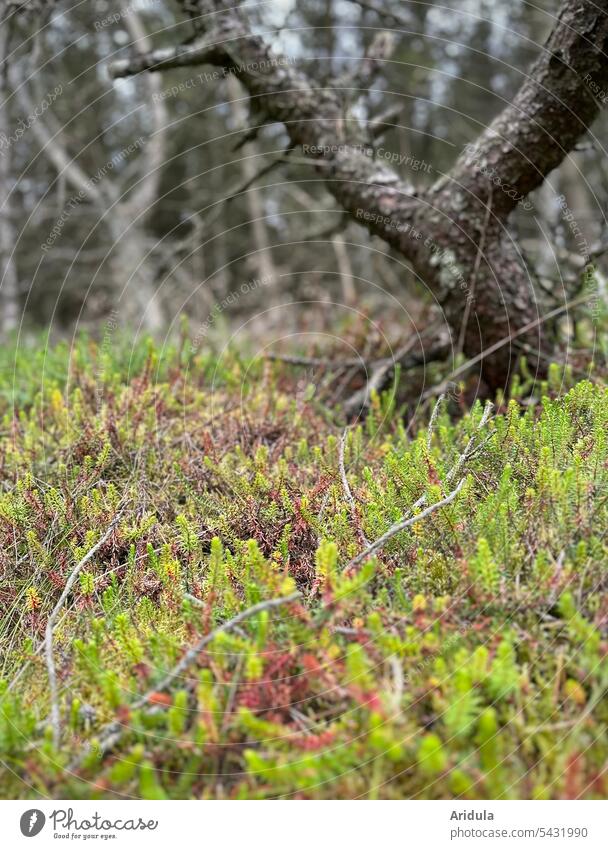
[411,399,493,515]
[223,148,293,206]
[445,401,493,486]
[426,393,445,454]
[0,23,20,335]
[342,331,433,417]
[10,74,106,205]
[132,591,301,708]
[108,0,422,255]
[333,30,398,95]
[331,233,356,305]
[348,0,412,28]
[343,477,466,573]
[439,2,608,218]
[369,103,405,139]
[45,509,124,748]
[341,399,494,585]
[109,38,218,79]
[67,590,301,768]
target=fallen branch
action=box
[67,590,302,770]
[410,398,492,514]
[265,352,365,368]
[264,327,448,379]
[426,393,445,453]
[184,592,205,608]
[46,509,124,748]
[343,477,466,573]
[132,591,301,708]
[445,401,493,486]
[342,336,421,417]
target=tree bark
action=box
[113,4,168,333]
[110,0,608,388]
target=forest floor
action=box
[0,330,607,799]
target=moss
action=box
[0,335,606,799]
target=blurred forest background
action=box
[1,0,607,355]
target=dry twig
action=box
[343,477,466,573]
[342,336,421,417]
[45,509,124,747]
[133,592,301,708]
[68,590,301,769]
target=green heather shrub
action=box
[0,334,606,799]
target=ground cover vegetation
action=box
[0,323,607,799]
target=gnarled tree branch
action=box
[439,2,608,219]
[108,0,608,388]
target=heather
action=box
[0,334,607,800]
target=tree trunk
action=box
[110,0,608,388]
[0,27,20,336]
[108,219,165,333]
